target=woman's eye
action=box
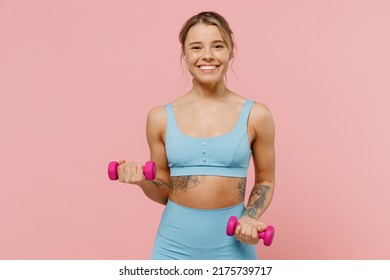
[191,46,201,50]
[215,45,224,49]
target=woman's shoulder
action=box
[148,105,166,117]
[248,101,275,135]
[250,100,272,116]
[147,105,167,131]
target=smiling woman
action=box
[183,24,231,84]
[116,11,276,260]
[179,12,234,84]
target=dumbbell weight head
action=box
[108,161,119,180]
[259,225,275,246]
[143,161,156,180]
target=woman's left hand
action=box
[235,216,266,245]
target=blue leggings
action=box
[151,200,258,260]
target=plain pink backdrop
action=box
[1,0,389,259]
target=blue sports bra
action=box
[165,99,254,177]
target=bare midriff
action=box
[168,175,246,209]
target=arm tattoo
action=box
[236,177,247,202]
[152,179,170,190]
[170,176,199,194]
[243,184,271,219]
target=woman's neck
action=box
[190,79,229,103]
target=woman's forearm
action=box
[243,182,274,219]
[138,179,170,205]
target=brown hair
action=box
[179,11,235,60]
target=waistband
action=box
[156,200,245,249]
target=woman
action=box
[117,11,275,260]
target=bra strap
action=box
[165,103,178,133]
[237,99,255,129]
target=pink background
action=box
[1,0,390,259]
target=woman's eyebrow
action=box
[188,41,202,45]
[188,40,226,45]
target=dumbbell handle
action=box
[226,216,275,246]
[108,161,156,181]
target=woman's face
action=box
[183,23,231,85]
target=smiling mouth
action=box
[198,65,219,72]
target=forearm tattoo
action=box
[170,176,200,194]
[243,184,271,219]
[236,177,247,202]
[152,179,170,190]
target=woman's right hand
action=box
[117,159,146,185]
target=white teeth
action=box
[199,65,217,70]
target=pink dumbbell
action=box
[226,216,275,246]
[107,161,156,181]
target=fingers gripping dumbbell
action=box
[107,161,156,181]
[226,216,275,246]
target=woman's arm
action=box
[140,106,171,204]
[118,106,170,205]
[235,102,276,245]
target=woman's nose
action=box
[202,48,214,60]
